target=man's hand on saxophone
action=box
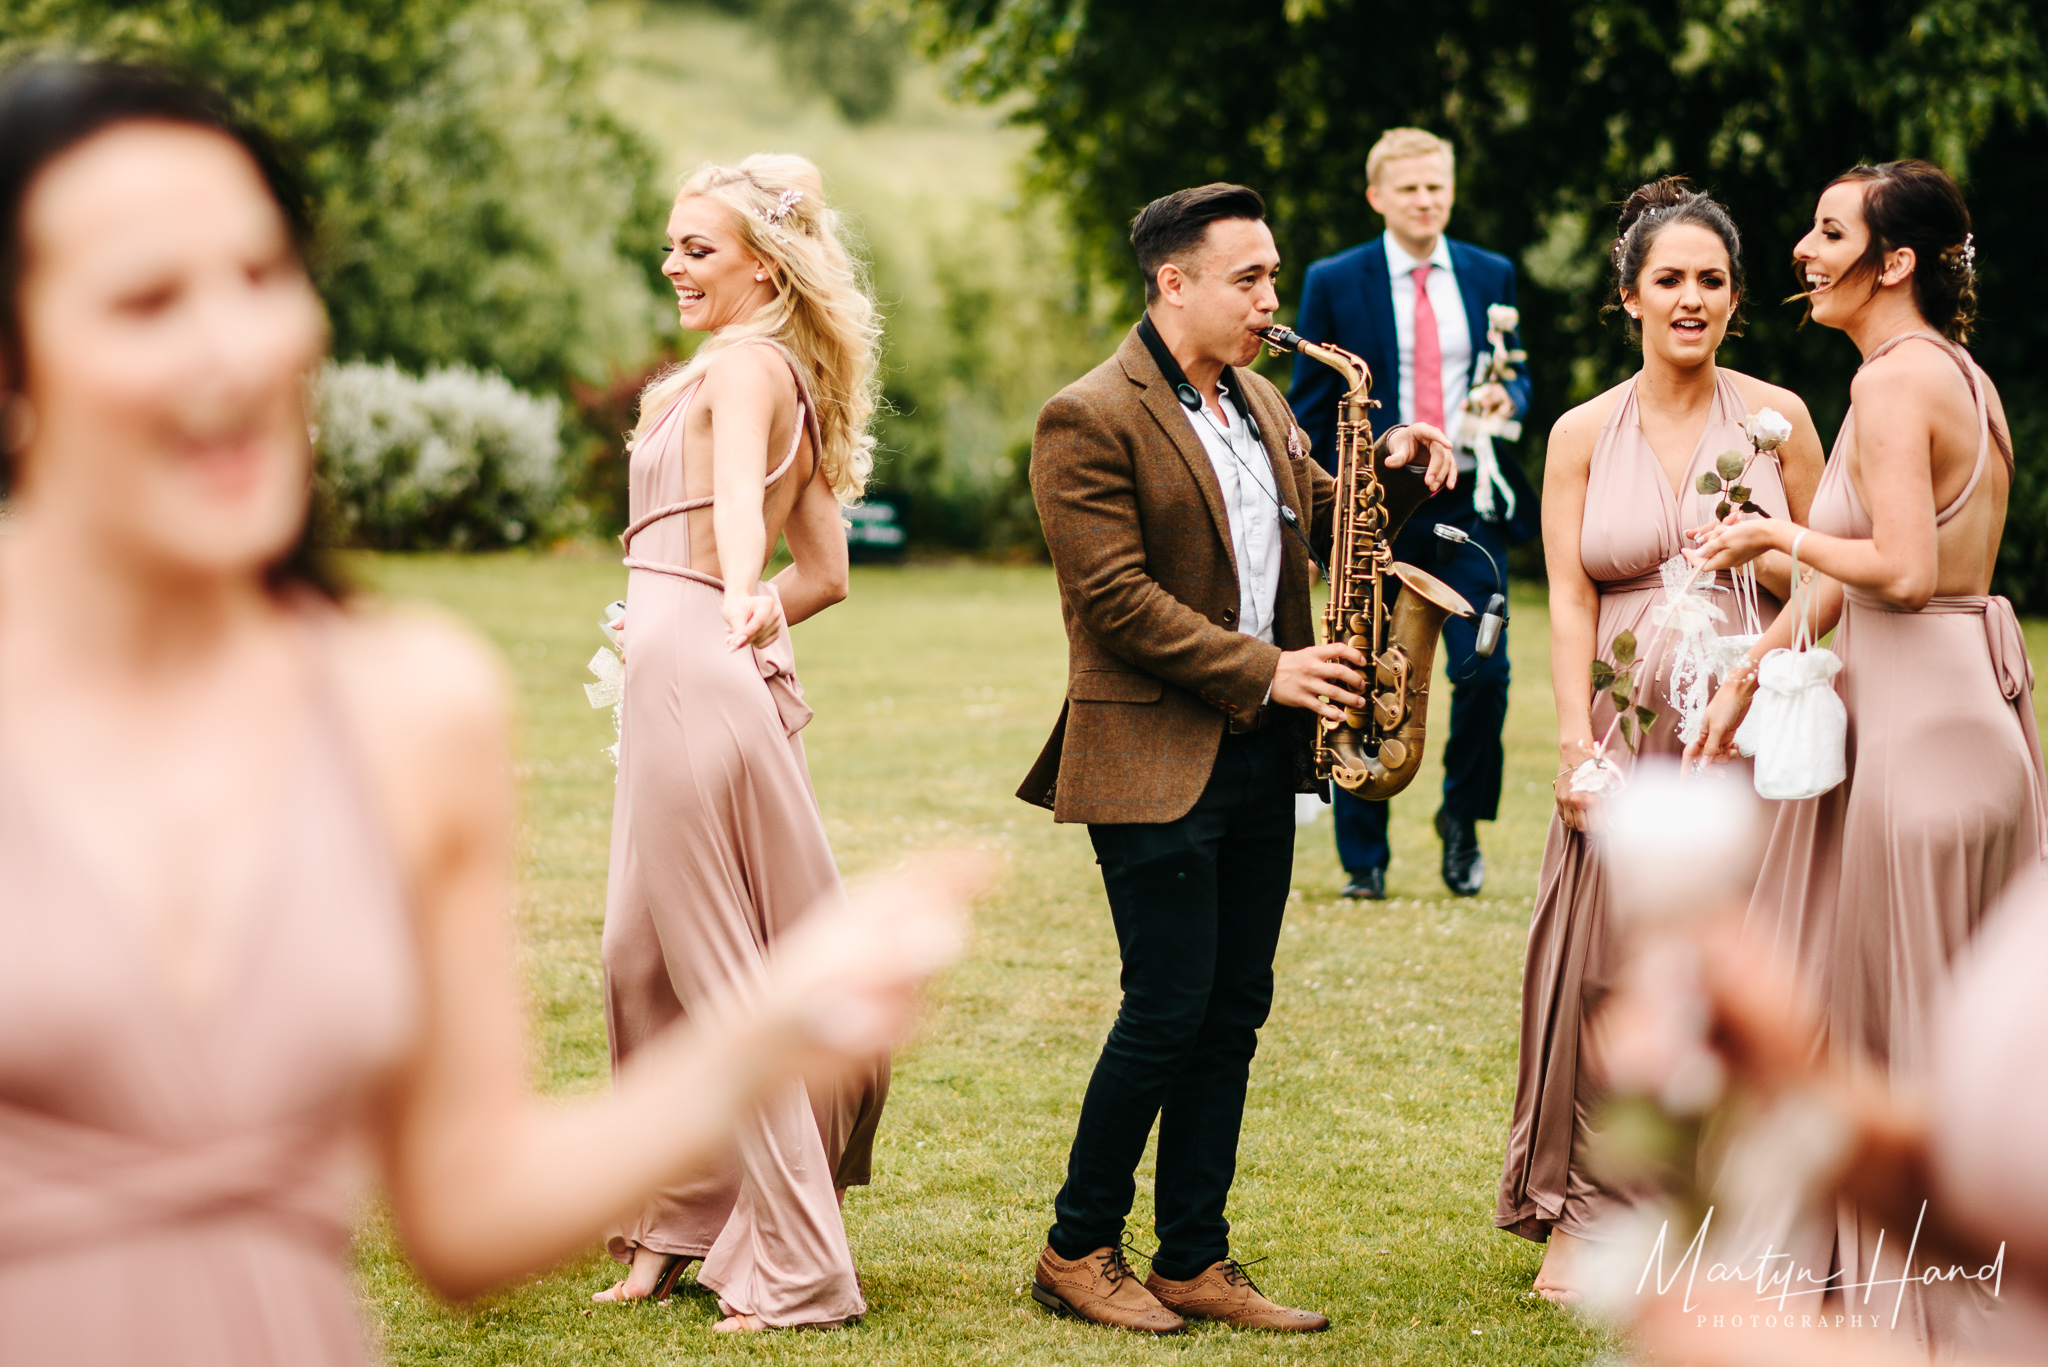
[1381,421,1459,492]
[1271,642,1368,723]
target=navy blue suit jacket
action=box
[1288,235,1538,542]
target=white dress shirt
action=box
[1385,233,1475,469]
[1187,381,1282,645]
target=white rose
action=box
[1487,303,1520,335]
[1742,407,1793,451]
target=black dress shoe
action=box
[1340,868,1386,900]
[1435,809,1485,896]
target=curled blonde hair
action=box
[634,154,880,503]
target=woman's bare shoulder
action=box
[322,598,510,773]
[699,340,799,409]
[1720,368,1815,428]
[1848,335,1964,410]
[1547,380,1630,470]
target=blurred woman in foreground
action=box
[1624,869,2048,1366]
[0,59,967,1367]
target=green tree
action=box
[919,0,2048,597]
[3,0,670,394]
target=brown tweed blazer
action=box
[1017,325,1338,825]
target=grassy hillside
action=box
[593,1,1108,548]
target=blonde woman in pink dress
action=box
[594,156,886,1330]
[1498,178,1823,1303]
[1688,159,2045,1349]
[0,61,964,1367]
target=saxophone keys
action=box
[1378,737,1410,770]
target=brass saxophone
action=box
[1258,325,1475,799]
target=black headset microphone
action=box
[1138,314,1505,665]
[1433,523,1507,661]
[1135,313,1331,577]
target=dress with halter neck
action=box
[600,337,876,1326]
[1498,370,1788,1242]
[1745,331,2045,1347]
[0,608,420,1366]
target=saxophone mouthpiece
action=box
[1258,325,1303,353]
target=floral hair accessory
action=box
[1955,231,1977,277]
[759,188,804,228]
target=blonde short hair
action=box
[1366,129,1455,186]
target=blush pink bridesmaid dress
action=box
[1746,331,2046,1346]
[0,616,420,1366]
[1498,370,1788,1244]
[600,338,880,1327]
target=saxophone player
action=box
[1017,183,1454,1335]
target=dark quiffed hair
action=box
[1608,175,1746,342]
[1129,182,1266,304]
[1813,159,1977,343]
[0,57,342,597]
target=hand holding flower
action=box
[1685,515,1787,573]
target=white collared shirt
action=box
[1385,232,1475,468]
[1187,381,1281,645]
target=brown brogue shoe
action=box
[1031,1245,1186,1333]
[1144,1259,1330,1332]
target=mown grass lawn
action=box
[348,551,2048,1364]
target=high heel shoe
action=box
[591,1252,691,1303]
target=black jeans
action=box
[1047,725,1296,1280]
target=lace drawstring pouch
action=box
[1734,534,1845,800]
[1657,555,1764,747]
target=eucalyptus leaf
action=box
[1636,704,1657,728]
[1730,485,1751,502]
[1612,630,1637,665]
[1716,499,1732,519]
[1611,685,1633,712]
[1696,471,1723,495]
[1590,662,1617,690]
[1716,451,1745,481]
[1742,501,1765,515]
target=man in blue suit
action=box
[1288,128,1533,900]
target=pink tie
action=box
[1410,263,1444,430]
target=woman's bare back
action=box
[1847,335,2010,598]
[677,345,818,581]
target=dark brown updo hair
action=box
[0,57,342,597]
[1814,159,1976,342]
[1608,175,1746,342]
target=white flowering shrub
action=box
[315,361,566,549]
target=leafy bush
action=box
[316,362,566,550]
